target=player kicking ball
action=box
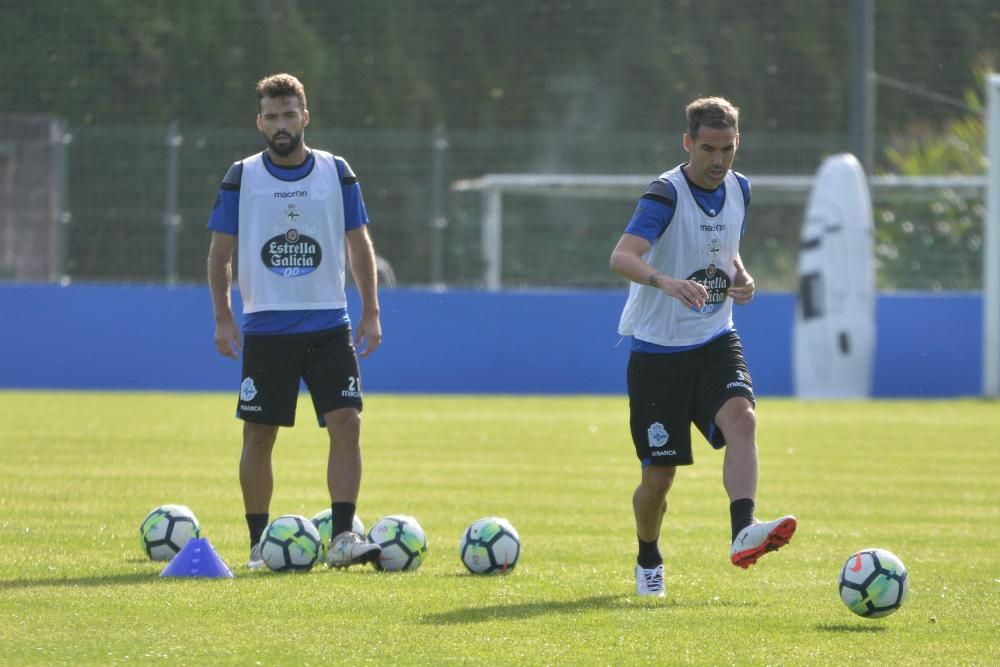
[610,96,795,597]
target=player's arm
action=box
[609,234,708,310]
[728,253,755,305]
[346,225,382,358]
[207,231,241,359]
[610,178,708,308]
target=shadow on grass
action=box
[0,569,244,589]
[421,593,759,625]
[815,623,888,633]
[0,571,166,589]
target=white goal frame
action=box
[452,173,987,290]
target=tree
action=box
[875,65,991,289]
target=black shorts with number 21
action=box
[237,324,362,427]
[627,331,754,467]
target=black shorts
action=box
[627,331,754,467]
[237,325,363,427]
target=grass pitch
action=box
[0,392,997,665]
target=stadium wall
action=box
[0,284,981,397]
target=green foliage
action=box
[3,1,998,134]
[875,67,990,290]
[1,392,998,664]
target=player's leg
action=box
[237,333,302,568]
[240,421,278,569]
[304,326,380,567]
[716,400,796,568]
[633,464,674,597]
[634,465,673,542]
[240,421,279,515]
[627,351,695,597]
[696,333,796,568]
[322,406,380,566]
[715,396,757,506]
[324,407,361,514]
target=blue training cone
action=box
[160,537,234,579]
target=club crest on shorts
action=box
[240,377,258,402]
[647,422,669,448]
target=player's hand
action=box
[355,312,383,358]
[214,317,242,359]
[661,276,709,309]
[729,258,755,305]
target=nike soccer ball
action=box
[139,504,200,561]
[310,508,365,563]
[839,548,909,618]
[260,514,322,572]
[367,515,428,572]
[459,516,521,574]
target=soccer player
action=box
[207,73,382,570]
[609,97,796,597]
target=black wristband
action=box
[648,272,661,287]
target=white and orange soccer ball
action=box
[838,548,909,618]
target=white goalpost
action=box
[452,173,987,290]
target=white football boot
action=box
[635,564,666,597]
[327,531,382,568]
[730,515,797,569]
[247,543,265,570]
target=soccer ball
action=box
[139,504,200,561]
[260,514,322,573]
[367,515,428,572]
[310,508,365,563]
[839,548,909,618]
[460,517,521,574]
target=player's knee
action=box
[242,423,278,451]
[721,401,756,440]
[326,408,361,439]
[642,465,676,496]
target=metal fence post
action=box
[984,74,1000,397]
[429,123,448,287]
[55,119,73,283]
[164,120,183,285]
[482,188,502,291]
[850,0,875,175]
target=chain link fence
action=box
[2,0,995,291]
[8,120,981,291]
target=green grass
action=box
[1,392,998,665]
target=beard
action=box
[265,130,303,157]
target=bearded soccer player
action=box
[207,73,382,570]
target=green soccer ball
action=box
[260,514,322,573]
[139,504,200,562]
[367,515,428,572]
[459,516,521,575]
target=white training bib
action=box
[237,151,348,313]
[618,166,746,347]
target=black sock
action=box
[637,536,662,569]
[331,502,357,537]
[730,498,756,542]
[246,513,269,547]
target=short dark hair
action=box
[686,97,739,138]
[256,73,307,112]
